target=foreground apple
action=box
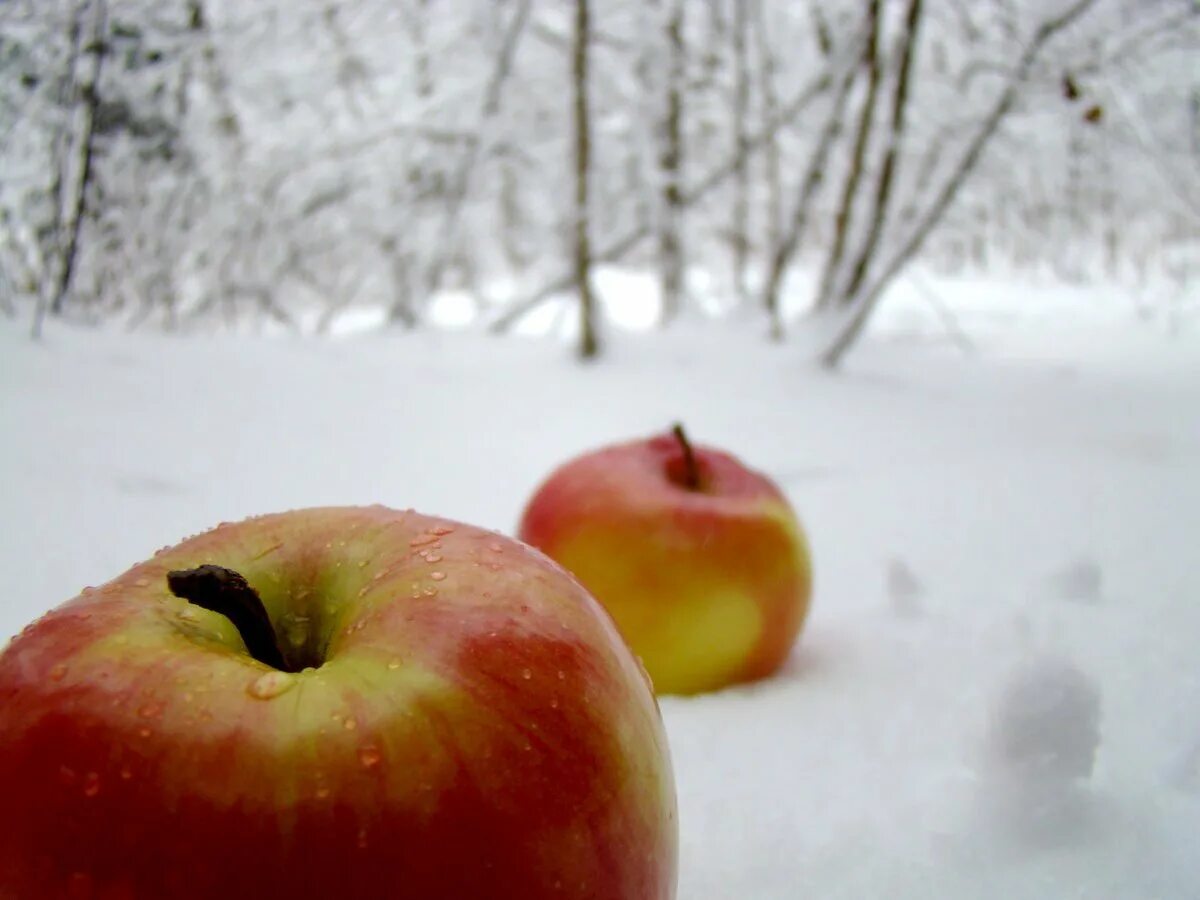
[0,506,677,899]
[519,426,812,695]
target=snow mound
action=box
[985,654,1102,783]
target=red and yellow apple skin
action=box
[0,507,677,900]
[519,432,812,696]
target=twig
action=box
[906,270,976,355]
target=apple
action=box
[0,506,677,899]
[518,426,812,695]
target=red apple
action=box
[0,506,677,899]
[519,426,812,695]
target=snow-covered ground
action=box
[2,275,1199,897]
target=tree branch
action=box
[820,0,1102,368]
[489,59,843,333]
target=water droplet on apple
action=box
[316,785,331,800]
[487,562,502,572]
[359,746,381,769]
[430,571,446,581]
[83,772,101,797]
[430,525,455,536]
[521,668,532,680]
[49,663,68,682]
[138,726,152,738]
[410,534,439,547]
[133,577,150,587]
[59,765,78,786]
[282,614,311,647]
[423,587,438,597]
[387,660,401,670]
[343,717,358,731]
[176,608,198,621]
[138,700,164,719]
[357,827,369,849]
[247,671,297,700]
[550,698,559,709]
[120,765,133,781]
[426,552,443,563]
[556,670,566,680]
[488,543,504,553]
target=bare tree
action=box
[425,0,532,297]
[821,0,1102,368]
[837,0,925,306]
[489,58,840,334]
[813,0,883,313]
[759,50,861,337]
[657,0,686,326]
[751,0,784,334]
[730,0,751,306]
[32,0,108,337]
[573,0,599,359]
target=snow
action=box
[2,276,1199,897]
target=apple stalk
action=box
[670,423,701,490]
[167,565,291,671]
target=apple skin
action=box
[518,432,812,695]
[0,506,677,899]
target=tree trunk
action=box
[760,57,859,335]
[659,0,685,326]
[49,0,107,317]
[837,0,924,305]
[730,0,751,307]
[34,0,100,336]
[814,0,883,312]
[572,0,599,359]
[752,0,784,335]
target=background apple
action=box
[519,426,812,696]
[0,506,677,899]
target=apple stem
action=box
[167,565,290,671]
[671,422,702,490]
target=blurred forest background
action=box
[1,0,1197,364]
